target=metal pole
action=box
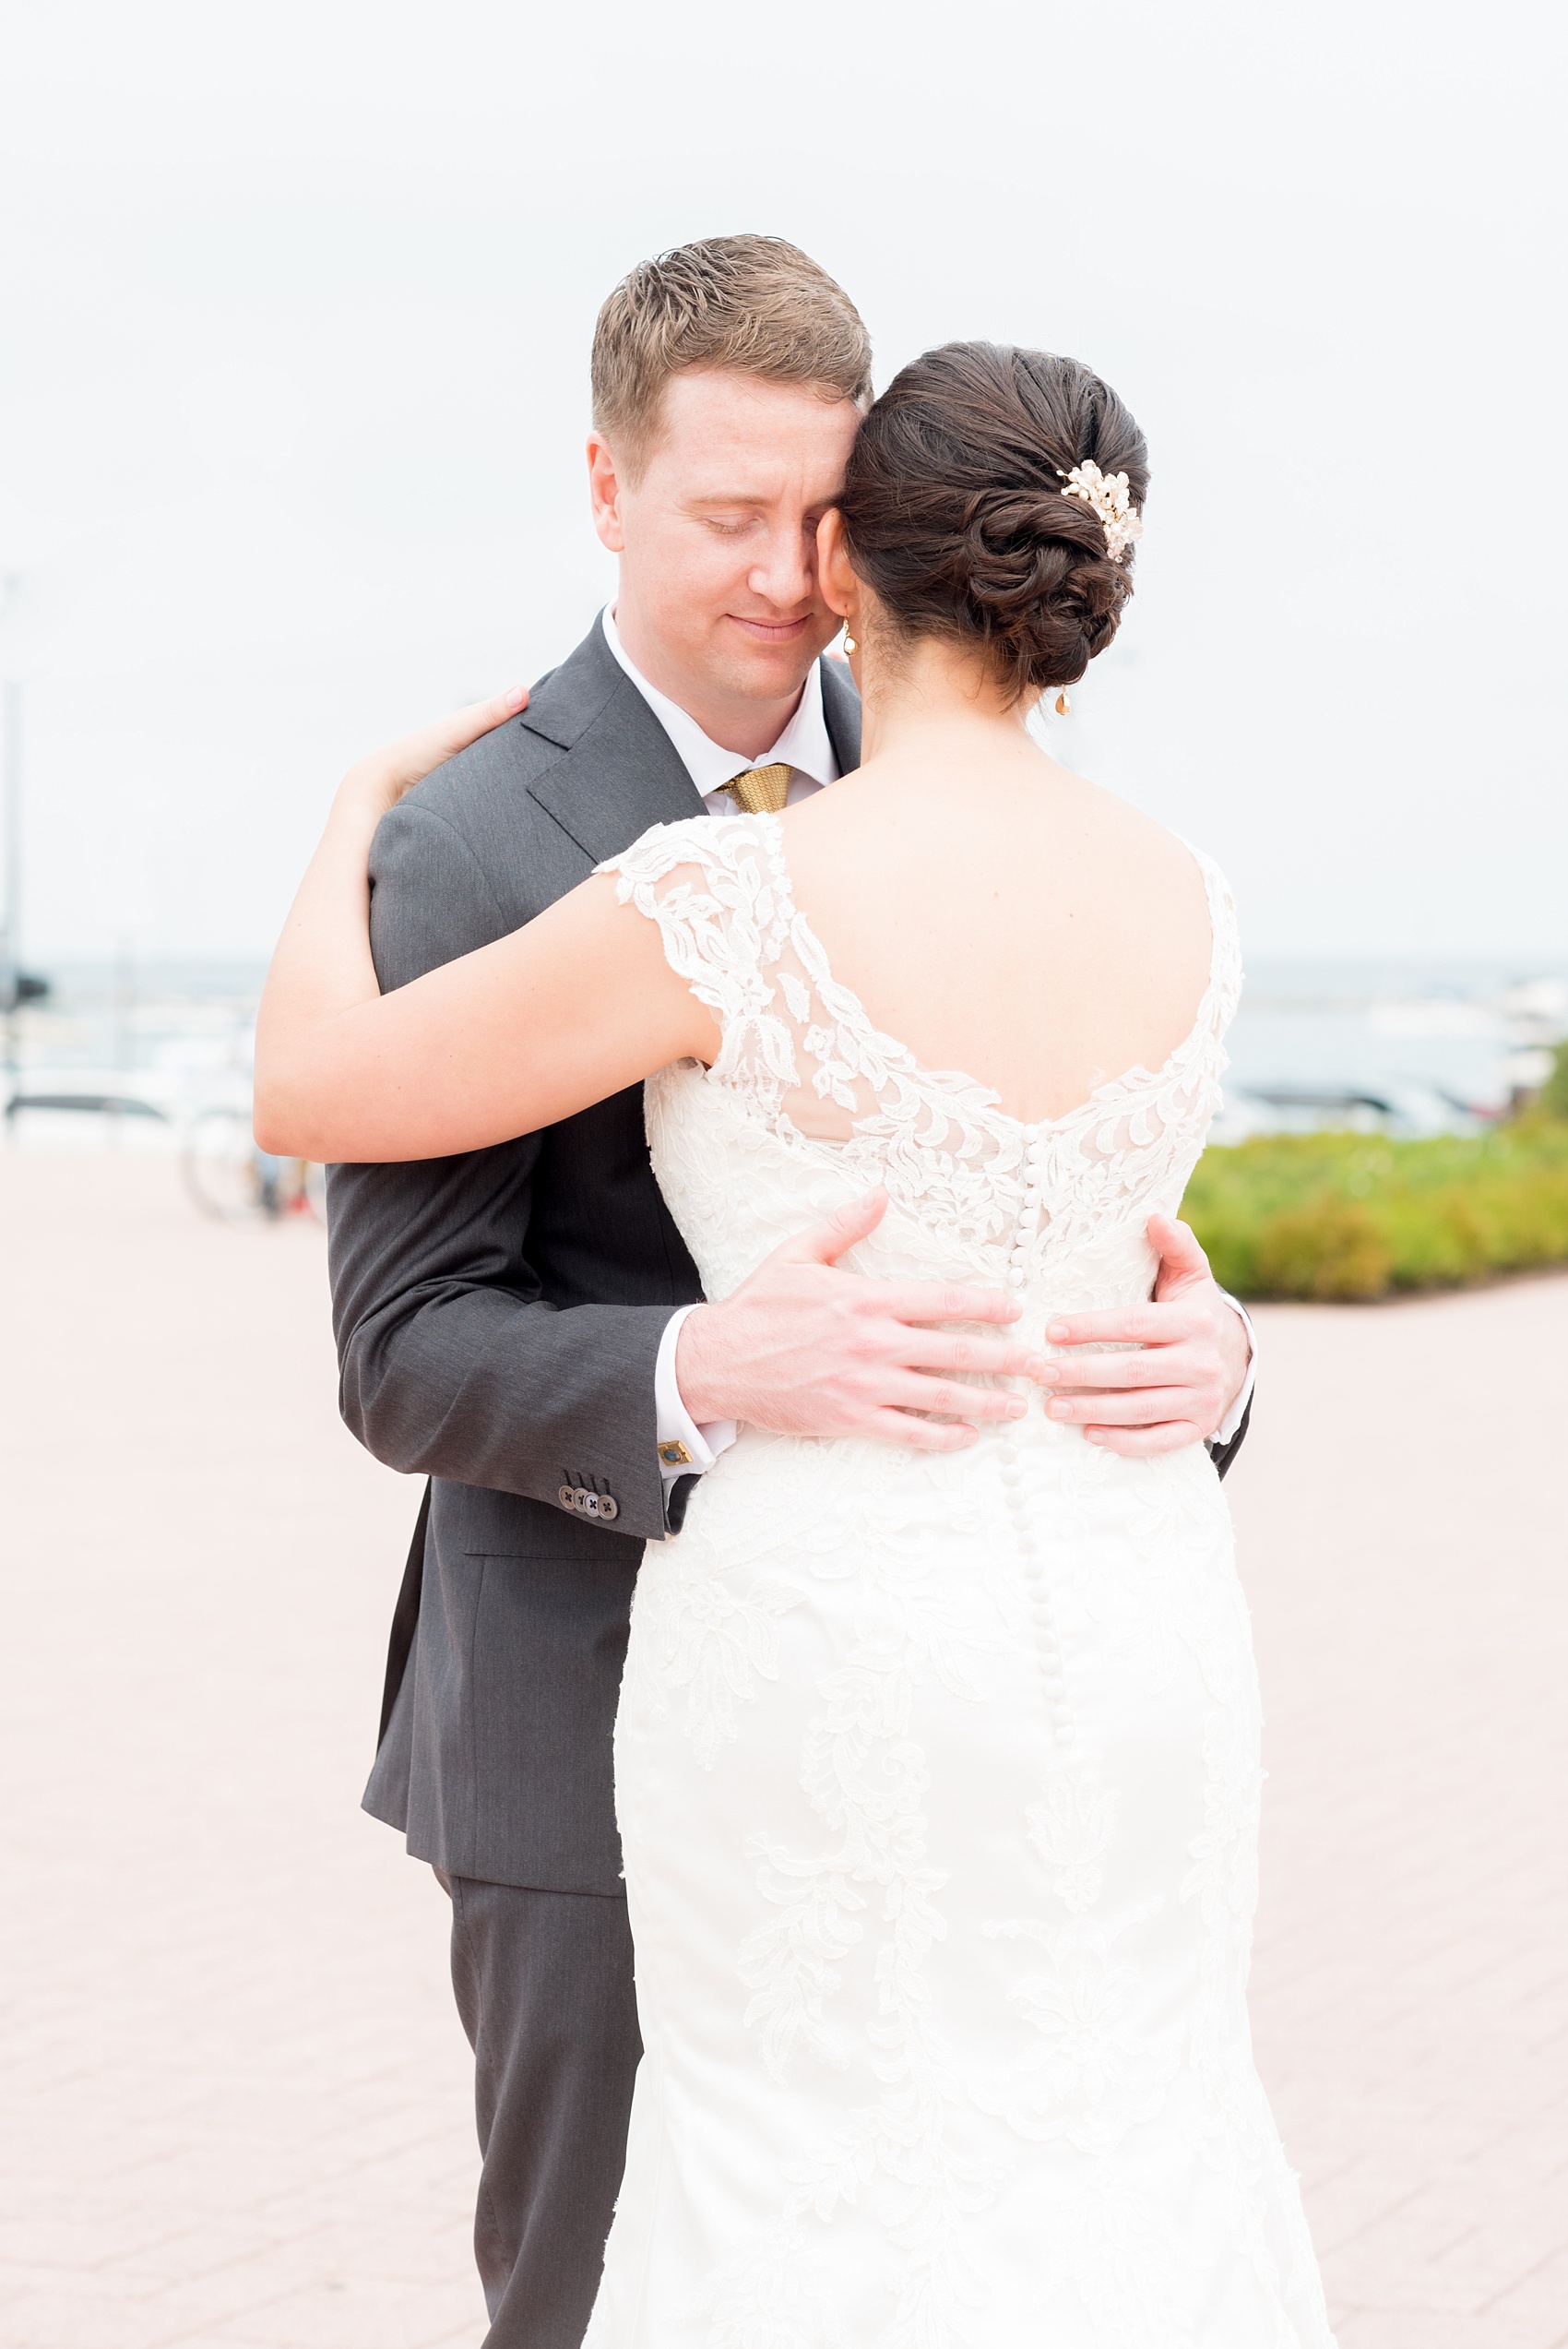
[1,679,19,1125]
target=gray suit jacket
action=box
[331,621,863,1894]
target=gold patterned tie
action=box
[719,762,792,816]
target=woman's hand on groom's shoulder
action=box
[336,686,529,825]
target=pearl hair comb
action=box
[1059,461,1145,564]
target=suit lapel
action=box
[521,623,706,864]
[819,655,863,775]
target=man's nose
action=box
[747,522,814,611]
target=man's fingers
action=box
[1049,1231,1222,1349]
[1038,1345,1207,1391]
[778,1187,890,1268]
[1044,1302,1206,1349]
[865,1409,980,1454]
[1085,1419,1206,1456]
[1051,1386,1210,1428]
[771,1204,1019,1324]
[884,1281,1024,1328]
[879,1373,1028,1423]
[1147,1212,1212,1291]
[901,1331,1048,1379]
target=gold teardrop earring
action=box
[1055,688,1072,715]
[842,624,858,655]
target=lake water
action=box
[1219,960,1566,1137]
[4,955,1565,1150]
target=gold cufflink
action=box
[658,1440,694,1468]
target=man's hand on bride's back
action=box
[675,1189,1047,1452]
[1036,1214,1251,1455]
[336,686,529,824]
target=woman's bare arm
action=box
[254,693,718,1163]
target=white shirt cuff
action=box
[654,1304,737,1481]
[1213,1292,1256,1445]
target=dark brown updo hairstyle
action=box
[837,342,1148,702]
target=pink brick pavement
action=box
[1228,1268,1568,2349]
[1,1151,1564,2348]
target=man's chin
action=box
[714,627,832,704]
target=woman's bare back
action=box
[777,724,1215,1131]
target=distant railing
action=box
[5,1090,168,1122]
[2,1089,323,1226]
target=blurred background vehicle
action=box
[181,1107,325,1223]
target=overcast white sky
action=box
[1,0,1562,966]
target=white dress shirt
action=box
[601,605,837,814]
[600,608,1254,1482]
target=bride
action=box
[256,341,1333,2346]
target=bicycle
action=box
[181,1106,326,1224]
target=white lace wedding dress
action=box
[584,812,1334,2349]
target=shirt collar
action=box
[600,606,838,794]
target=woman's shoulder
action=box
[597,809,781,891]
[1060,768,1231,908]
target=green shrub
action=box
[1253,1199,1392,1300]
[1539,1039,1568,1121]
[1182,1115,1568,1300]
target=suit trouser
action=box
[438,1872,642,2348]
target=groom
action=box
[327,234,1254,2347]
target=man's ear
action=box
[815,508,856,624]
[587,432,627,554]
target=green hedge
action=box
[1182,1105,1568,1301]
[1541,1038,1568,1121]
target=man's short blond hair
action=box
[591,233,873,478]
